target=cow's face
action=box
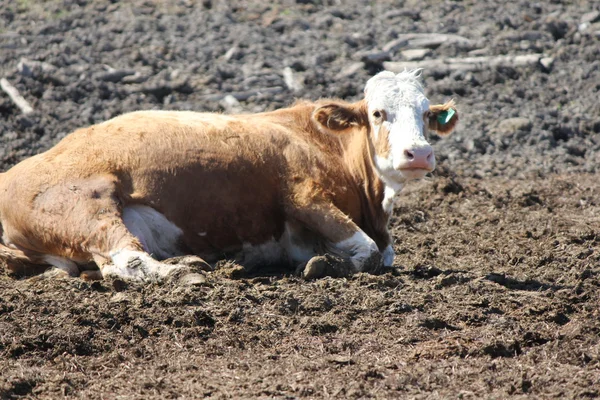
[311,70,458,189]
[364,70,458,188]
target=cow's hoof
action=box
[163,255,212,272]
[363,251,384,274]
[177,272,207,286]
[298,254,355,279]
[80,270,103,281]
[165,265,209,286]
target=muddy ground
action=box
[1,0,600,398]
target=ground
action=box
[0,0,599,398]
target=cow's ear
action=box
[426,100,459,136]
[313,103,364,133]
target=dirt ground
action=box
[1,0,600,398]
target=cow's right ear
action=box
[313,103,364,133]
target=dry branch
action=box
[383,33,473,52]
[200,86,284,102]
[282,67,304,93]
[0,78,33,115]
[384,54,543,74]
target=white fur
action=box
[382,244,395,267]
[238,222,319,267]
[240,238,286,266]
[122,205,184,260]
[42,255,79,276]
[381,182,402,215]
[334,230,379,271]
[106,249,180,281]
[280,222,316,265]
[365,70,434,185]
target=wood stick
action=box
[384,54,543,74]
[0,78,34,115]
[200,86,284,102]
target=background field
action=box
[1,0,599,398]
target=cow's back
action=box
[0,110,339,261]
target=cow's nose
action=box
[401,146,434,170]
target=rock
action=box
[336,62,364,79]
[178,273,207,286]
[392,33,473,49]
[581,10,600,24]
[382,38,409,53]
[497,118,533,134]
[545,17,570,40]
[282,67,304,93]
[400,48,431,61]
[356,50,391,64]
[110,292,130,303]
[540,57,554,71]
[220,94,244,114]
[382,9,420,20]
[17,58,57,77]
[222,45,241,62]
[121,72,149,84]
[98,68,137,83]
[16,58,65,85]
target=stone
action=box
[581,10,600,24]
[540,57,554,71]
[400,48,431,61]
[498,117,532,134]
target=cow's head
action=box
[312,70,458,189]
[363,70,458,186]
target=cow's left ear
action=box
[426,100,459,136]
[313,103,365,133]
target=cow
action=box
[0,69,458,283]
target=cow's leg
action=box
[86,221,212,283]
[22,174,209,283]
[382,244,395,267]
[0,243,55,276]
[288,202,382,279]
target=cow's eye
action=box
[373,111,382,119]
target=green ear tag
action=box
[437,108,456,125]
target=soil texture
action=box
[1,0,599,398]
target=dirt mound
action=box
[1,0,599,398]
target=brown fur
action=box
[0,100,394,276]
[427,100,459,135]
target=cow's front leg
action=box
[382,244,395,267]
[289,201,382,279]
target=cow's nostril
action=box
[404,149,414,160]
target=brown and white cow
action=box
[0,70,458,282]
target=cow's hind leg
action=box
[0,243,54,277]
[90,216,210,283]
[27,174,208,283]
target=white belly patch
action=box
[122,205,185,260]
[236,222,318,268]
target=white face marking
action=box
[122,205,185,260]
[382,244,395,267]
[333,231,379,272]
[365,70,435,186]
